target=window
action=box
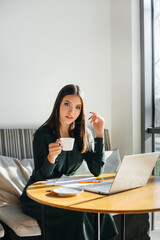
[140,0,160,229]
[154,0,160,173]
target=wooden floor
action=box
[150,212,160,239]
[150,230,160,239]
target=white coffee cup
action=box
[60,138,75,151]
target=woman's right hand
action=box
[47,139,62,164]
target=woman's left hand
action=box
[89,112,104,137]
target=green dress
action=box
[20,125,118,240]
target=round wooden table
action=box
[27,174,160,240]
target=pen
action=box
[46,189,57,194]
[78,181,101,184]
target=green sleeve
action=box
[83,131,106,176]
[32,127,58,181]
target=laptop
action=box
[82,152,160,195]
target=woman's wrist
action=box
[95,130,104,138]
[47,154,56,164]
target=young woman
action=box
[20,84,118,240]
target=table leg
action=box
[121,214,126,240]
[151,212,154,230]
[41,204,46,240]
[94,213,100,240]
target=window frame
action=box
[140,0,156,153]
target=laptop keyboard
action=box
[83,180,113,194]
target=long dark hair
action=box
[43,84,87,153]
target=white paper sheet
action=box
[42,174,97,187]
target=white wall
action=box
[111,0,141,157]
[0,0,141,157]
[0,0,111,129]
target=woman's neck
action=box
[59,125,70,138]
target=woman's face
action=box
[59,94,82,127]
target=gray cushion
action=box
[0,156,34,207]
[75,149,121,175]
[0,206,41,237]
[103,149,121,173]
[0,156,41,237]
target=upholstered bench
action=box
[0,129,42,240]
[0,156,41,240]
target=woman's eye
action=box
[64,102,70,106]
[76,106,81,110]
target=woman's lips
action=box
[66,116,73,119]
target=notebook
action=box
[82,152,160,195]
